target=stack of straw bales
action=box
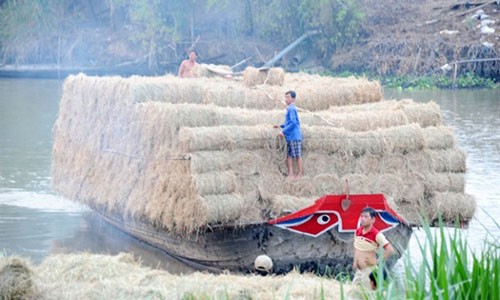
[52,72,475,233]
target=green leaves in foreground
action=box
[397,217,500,300]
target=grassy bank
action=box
[1,218,498,299]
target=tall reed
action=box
[361,213,500,300]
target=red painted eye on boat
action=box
[317,214,330,225]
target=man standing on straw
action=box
[274,90,303,180]
[352,207,395,290]
[178,50,198,78]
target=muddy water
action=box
[1,79,498,273]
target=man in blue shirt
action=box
[275,90,303,179]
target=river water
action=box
[1,79,499,273]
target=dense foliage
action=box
[0,0,364,68]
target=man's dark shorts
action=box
[287,140,302,158]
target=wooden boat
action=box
[97,193,412,275]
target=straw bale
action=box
[243,67,285,86]
[305,153,351,176]
[179,125,274,152]
[270,194,317,217]
[371,173,408,201]
[313,109,410,131]
[0,256,36,300]
[401,100,442,127]
[304,124,426,155]
[428,192,476,222]
[190,150,265,174]
[194,171,238,195]
[329,99,442,127]
[423,126,455,149]
[32,253,351,299]
[128,74,275,109]
[128,73,380,110]
[302,151,444,175]
[310,173,342,195]
[139,160,194,230]
[404,149,466,173]
[180,124,427,155]
[134,101,439,136]
[398,173,426,205]
[428,148,467,172]
[197,194,246,224]
[423,173,465,193]
[283,73,383,107]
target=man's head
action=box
[188,50,197,61]
[360,207,377,228]
[369,268,388,290]
[285,90,296,105]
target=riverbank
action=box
[0,1,498,82]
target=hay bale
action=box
[242,67,262,87]
[190,150,265,175]
[423,173,465,193]
[195,171,238,195]
[423,126,455,149]
[198,194,246,224]
[129,73,381,110]
[60,73,383,113]
[313,109,410,131]
[135,101,438,136]
[270,194,317,217]
[329,99,442,127]
[180,124,427,155]
[304,124,426,155]
[429,148,467,173]
[243,67,285,86]
[284,73,383,108]
[428,192,476,223]
[0,257,35,300]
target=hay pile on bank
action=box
[0,256,36,299]
[51,73,474,233]
[0,253,350,299]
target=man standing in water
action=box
[178,50,198,78]
[274,90,303,180]
[352,207,395,289]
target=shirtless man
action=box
[178,50,198,78]
[352,207,395,289]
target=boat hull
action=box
[97,210,412,275]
